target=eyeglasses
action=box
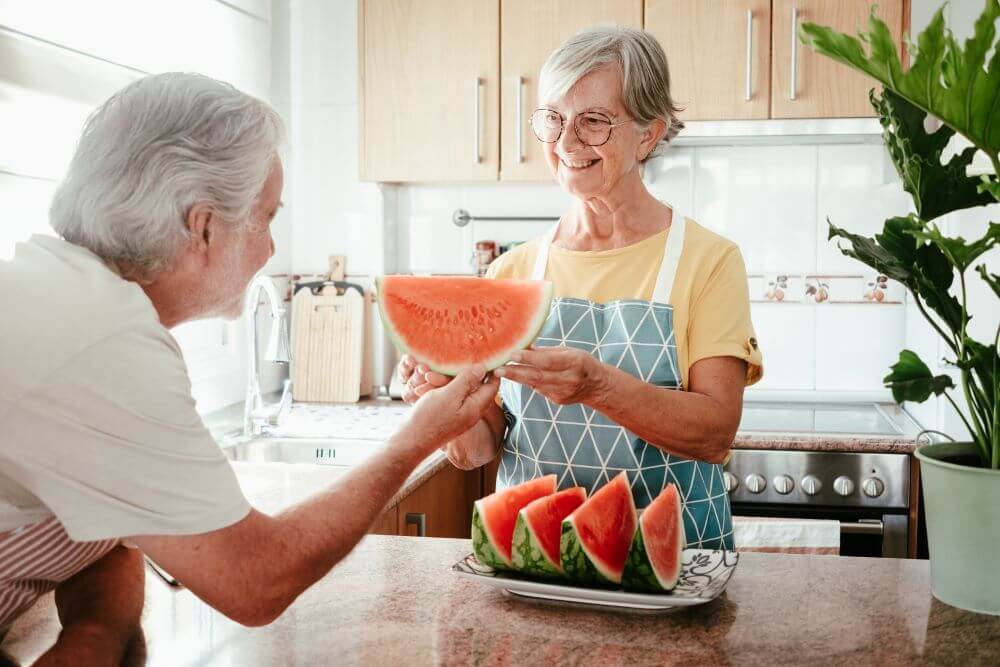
[529,108,631,147]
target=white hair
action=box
[538,25,684,158]
[50,72,284,279]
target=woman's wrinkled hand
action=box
[405,365,500,449]
[397,354,451,404]
[494,346,612,406]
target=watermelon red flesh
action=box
[561,472,637,584]
[376,275,553,375]
[472,475,557,568]
[623,483,686,591]
[512,487,587,575]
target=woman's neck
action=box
[556,171,672,251]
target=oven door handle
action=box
[840,519,883,536]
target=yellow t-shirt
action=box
[486,216,763,388]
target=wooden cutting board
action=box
[291,283,367,403]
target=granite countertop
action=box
[5,536,998,665]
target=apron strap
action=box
[530,208,686,304]
[530,225,557,281]
[651,210,686,305]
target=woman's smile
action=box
[559,156,602,170]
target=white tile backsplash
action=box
[815,305,906,391]
[692,145,818,274]
[750,303,816,390]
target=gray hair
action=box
[50,72,284,279]
[538,25,684,158]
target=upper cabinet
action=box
[646,0,772,121]
[359,0,907,181]
[359,0,499,182]
[500,1,642,181]
[647,0,905,121]
[771,0,905,118]
[360,0,640,182]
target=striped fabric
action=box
[0,516,118,629]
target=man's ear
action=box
[185,203,214,255]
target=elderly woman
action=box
[401,26,761,550]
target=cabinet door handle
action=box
[515,76,525,163]
[745,9,753,101]
[405,512,426,537]
[789,6,799,101]
[474,77,483,164]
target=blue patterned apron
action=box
[498,213,734,550]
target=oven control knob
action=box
[772,475,794,495]
[801,475,822,496]
[745,473,766,494]
[862,477,885,498]
[834,476,855,497]
[723,471,739,493]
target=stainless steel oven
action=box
[724,449,910,557]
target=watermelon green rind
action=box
[471,505,512,570]
[511,513,562,578]
[375,276,553,376]
[560,519,617,586]
[622,528,665,592]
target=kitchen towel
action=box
[732,516,840,555]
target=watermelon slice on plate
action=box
[472,475,558,570]
[560,472,638,586]
[622,483,686,592]
[511,486,587,578]
[376,275,553,376]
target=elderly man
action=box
[0,73,499,664]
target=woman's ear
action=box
[639,118,668,160]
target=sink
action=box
[221,436,382,467]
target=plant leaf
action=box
[801,1,1000,166]
[976,264,1000,298]
[828,216,915,284]
[883,350,955,403]
[871,90,995,220]
[981,176,1000,202]
[907,222,1000,271]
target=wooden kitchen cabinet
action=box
[646,0,771,121]
[368,505,398,536]
[395,463,482,538]
[500,0,642,180]
[771,0,905,118]
[359,0,499,182]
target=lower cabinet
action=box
[367,462,484,538]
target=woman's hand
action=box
[397,355,450,404]
[405,365,500,451]
[494,347,613,406]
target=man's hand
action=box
[36,546,146,667]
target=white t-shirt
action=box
[0,235,250,542]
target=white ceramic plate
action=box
[452,549,738,611]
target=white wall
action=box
[1,0,290,413]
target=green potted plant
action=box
[801,1,1000,614]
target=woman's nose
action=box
[557,118,584,153]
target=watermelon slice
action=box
[622,483,687,592]
[471,475,558,569]
[511,487,587,578]
[560,472,638,585]
[376,275,553,375]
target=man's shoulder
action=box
[0,236,169,400]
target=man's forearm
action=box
[136,430,432,626]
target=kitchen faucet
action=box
[243,275,292,437]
